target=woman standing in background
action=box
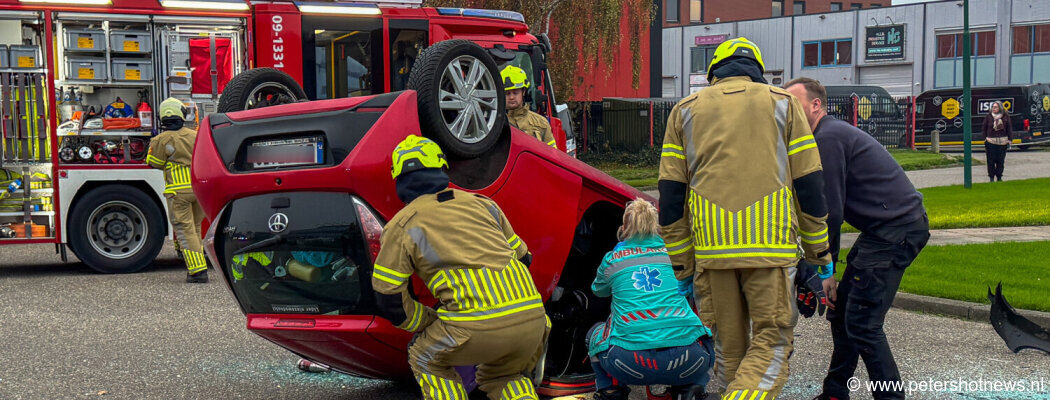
[982,101,1012,182]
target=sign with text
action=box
[865,24,905,61]
[695,34,728,46]
[977,98,1014,113]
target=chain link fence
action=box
[826,95,917,149]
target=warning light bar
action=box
[295,2,382,15]
[436,7,526,23]
[159,0,249,10]
[19,0,111,5]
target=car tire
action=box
[407,39,506,159]
[67,186,166,274]
[217,68,308,113]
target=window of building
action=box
[830,2,842,11]
[667,0,680,22]
[772,0,784,17]
[690,0,702,22]
[803,39,852,68]
[850,3,862,9]
[1010,24,1050,84]
[935,31,996,88]
[870,4,881,7]
[691,46,718,74]
[793,1,805,15]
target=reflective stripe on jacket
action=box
[147,127,197,195]
[508,107,557,148]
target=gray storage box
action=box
[9,45,40,69]
[66,57,107,81]
[111,58,153,81]
[110,30,151,53]
[0,45,8,69]
[65,28,106,52]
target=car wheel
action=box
[67,186,165,273]
[217,68,308,113]
[407,39,506,159]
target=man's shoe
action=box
[593,386,630,400]
[186,270,209,283]
[670,385,708,400]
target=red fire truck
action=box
[0,0,568,274]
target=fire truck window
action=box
[314,30,374,99]
[502,52,539,111]
[390,30,427,92]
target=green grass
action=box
[888,149,972,171]
[837,242,1050,312]
[920,178,1050,229]
[594,163,659,188]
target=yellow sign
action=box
[941,98,960,120]
[858,97,872,121]
[77,37,94,49]
[77,67,95,80]
[125,69,141,80]
[123,41,140,52]
[17,56,35,68]
[1043,96,1050,112]
[1002,101,1012,112]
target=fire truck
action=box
[0,0,568,274]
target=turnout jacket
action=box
[658,76,832,278]
[371,189,543,332]
[588,235,709,357]
[146,127,197,195]
[508,106,557,148]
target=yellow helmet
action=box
[159,97,187,119]
[500,65,530,90]
[391,136,449,179]
[707,37,766,80]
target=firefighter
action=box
[658,38,833,399]
[501,65,557,148]
[147,98,208,283]
[372,135,549,400]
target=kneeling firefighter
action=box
[147,98,207,283]
[371,136,550,400]
[588,199,714,400]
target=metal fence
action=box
[826,95,916,149]
[570,94,917,153]
[571,98,678,154]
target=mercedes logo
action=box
[268,213,289,233]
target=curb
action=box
[892,292,1050,327]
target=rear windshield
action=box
[215,192,376,315]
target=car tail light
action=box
[353,197,383,262]
[1024,119,1031,131]
[274,318,316,328]
[203,210,223,272]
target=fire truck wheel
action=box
[67,186,165,274]
[408,39,506,159]
[217,68,308,113]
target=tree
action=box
[423,0,654,101]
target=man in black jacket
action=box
[785,78,930,400]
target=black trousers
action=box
[822,216,930,400]
[985,142,1008,180]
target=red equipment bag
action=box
[189,37,234,96]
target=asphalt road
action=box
[2,244,1048,400]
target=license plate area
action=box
[244,134,326,170]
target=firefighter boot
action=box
[593,386,630,400]
[186,270,209,283]
[670,385,707,400]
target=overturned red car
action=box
[192,38,647,396]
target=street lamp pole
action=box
[962,0,973,188]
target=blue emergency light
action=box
[436,8,526,23]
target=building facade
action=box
[662,0,891,28]
[662,0,1050,98]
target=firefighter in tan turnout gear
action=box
[147,98,208,283]
[502,65,557,148]
[371,136,550,400]
[658,38,833,399]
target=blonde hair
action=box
[618,198,661,241]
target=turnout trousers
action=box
[167,192,206,274]
[822,216,929,400]
[695,267,797,400]
[408,313,549,400]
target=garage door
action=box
[859,65,914,98]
